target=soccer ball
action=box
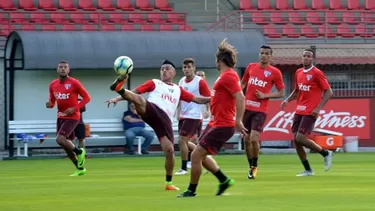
[114,56,134,75]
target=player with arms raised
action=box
[281,49,333,176]
[175,58,211,175]
[106,60,210,191]
[241,46,285,179]
[46,61,91,176]
[178,39,247,197]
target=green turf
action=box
[0,153,374,211]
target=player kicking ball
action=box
[47,61,90,176]
[178,39,247,197]
[106,60,210,191]
[281,49,333,176]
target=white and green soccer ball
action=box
[114,56,134,75]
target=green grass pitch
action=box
[0,153,374,211]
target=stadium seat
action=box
[0,25,16,37]
[0,14,8,24]
[20,24,36,31]
[355,24,370,37]
[109,14,127,24]
[30,13,49,23]
[59,0,77,11]
[129,13,147,23]
[19,0,38,11]
[327,12,341,24]
[365,0,375,10]
[361,13,375,23]
[329,0,344,10]
[117,0,135,11]
[148,13,165,23]
[50,13,68,23]
[307,12,323,24]
[282,24,299,38]
[263,24,281,38]
[70,13,88,23]
[101,24,116,31]
[89,14,107,23]
[62,24,77,31]
[347,0,361,10]
[78,0,96,11]
[136,0,153,11]
[81,24,97,31]
[120,24,135,31]
[258,0,272,9]
[167,13,184,24]
[270,13,285,24]
[276,0,289,10]
[319,25,337,37]
[288,12,304,24]
[98,0,116,10]
[159,24,173,31]
[301,25,319,38]
[0,0,16,10]
[141,24,155,31]
[293,0,308,9]
[39,0,57,11]
[337,24,355,38]
[239,0,253,10]
[342,12,359,25]
[42,25,57,31]
[252,12,268,25]
[155,0,173,11]
[312,0,325,10]
[10,13,27,23]
[179,24,192,31]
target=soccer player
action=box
[196,70,206,81]
[281,49,333,176]
[175,58,211,175]
[46,61,90,176]
[178,39,247,197]
[106,60,210,191]
[240,46,285,179]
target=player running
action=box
[46,61,90,176]
[178,39,247,197]
[240,45,285,179]
[175,58,211,176]
[106,60,210,191]
[281,49,333,176]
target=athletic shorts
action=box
[74,124,86,140]
[56,118,79,141]
[178,118,201,137]
[198,125,235,155]
[291,114,317,136]
[243,110,267,133]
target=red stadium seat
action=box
[148,13,165,23]
[89,14,107,23]
[258,0,272,9]
[312,0,325,10]
[179,24,192,31]
[252,12,268,25]
[301,25,319,38]
[155,0,173,11]
[159,24,173,31]
[270,13,285,24]
[329,0,344,10]
[240,0,253,10]
[0,0,16,10]
[327,12,340,24]
[355,24,370,37]
[19,0,38,11]
[30,13,49,23]
[109,14,127,24]
[276,0,289,10]
[59,0,76,11]
[319,25,337,37]
[263,24,281,38]
[361,13,375,23]
[39,0,57,11]
[20,24,36,31]
[166,13,184,24]
[347,0,361,10]
[101,24,116,31]
[365,0,375,10]
[81,24,97,31]
[129,13,146,23]
[70,13,88,23]
[98,0,116,10]
[306,12,323,24]
[78,0,96,11]
[288,12,304,25]
[141,24,154,31]
[136,0,153,11]
[282,24,299,38]
[342,12,359,25]
[117,0,135,11]
[120,24,135,31]
[62,24,77,31]
[293,0,308,9]
[0,25,16,37]
[0,14,8,24]
[10,13,27,23]
[337,24,355,37]
[50,13,68,23]
[42,25,57,31]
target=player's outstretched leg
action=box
[160,137,179,191]
[246,130,261,179]
[56,134,86,176]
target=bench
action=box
[8,119,242,157]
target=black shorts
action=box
[243,110,267,133]
[74,124,86,140]
[291,114,317,135]
[198,125,235,155]
[178,119,201,137]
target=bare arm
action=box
[263,89,285,99]
[316,88,333,110]
[234,92,246,123]
[285,89,299,102]
[240,81,247,90]
[124,115,144,123]
[191,96,210,104]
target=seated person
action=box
[123,103,154,154]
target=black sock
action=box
[73,147,82,155]
[213,169,228,183]
[251,157,258,167]
[188,183,198,193]
[117,89,125,95]
[181,160,188,170]
[302,160,312,171]
[166,175,172,182]
[319,149,329,157]
[188,152,191,161]
[247,158,253,168]
[73,160,78,168]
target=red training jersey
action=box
[241,63,284,113]
[49,77,91,120]
[210,69,242,128]
[295,66,330,115]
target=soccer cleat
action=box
[296,170,314,177]
[165,183,180,191]
[70,168,87,176]
[216,178,235,196]
[110,74,128,92]
[174,169,188,175]
[177,190,197,198]
[77,148,86,169]
[248,166,258,179]
[324,150,333,171]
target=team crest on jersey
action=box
[64,84,71,90]
[264,71,271,77]
[306,75,312,81]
